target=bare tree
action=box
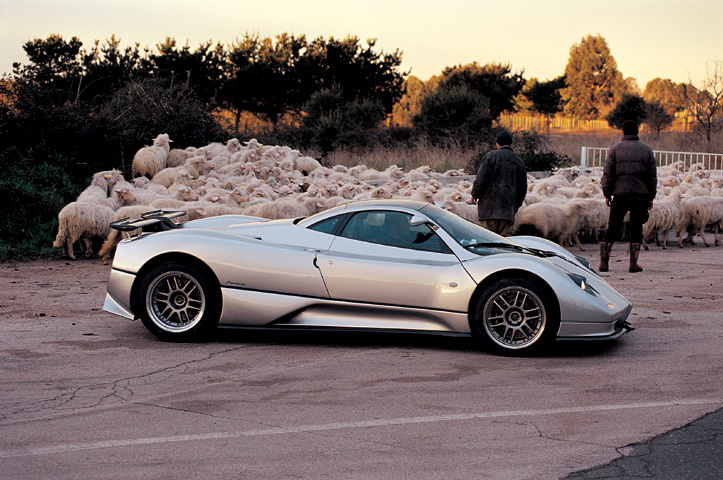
[684,60,723,150]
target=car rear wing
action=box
[109,210,187,239]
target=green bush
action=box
[0,76,228,259]
[0,148,79,258]
[465,130,570,174]
[300,87,387,154]
[412,85,493,147]
[605,94,647,130]
[99,77,227,169]
[514,131,571,172]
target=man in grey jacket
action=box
[600,120,657,273]
[471,131,527,235]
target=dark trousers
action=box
[604,194,649,244]
[480,219,511,235]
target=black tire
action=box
[135,261,221,341]
[472,277,559,355]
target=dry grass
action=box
[318,139,477,173]
[548,130,723,160]
[312,130,722,173]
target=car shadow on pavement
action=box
[214,326,480,353]
[212,326,625,357]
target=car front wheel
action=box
[135,262,221,341]
[473,277,558,355]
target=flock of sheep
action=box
[53,133,723,262]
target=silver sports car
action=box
[103,199,633,355]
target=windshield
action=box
[419,203,518,250]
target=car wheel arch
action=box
[467,269,561,330]
[130,252,221,318]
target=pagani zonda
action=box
[103,200,633,355]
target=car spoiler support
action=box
[109,209,187,240]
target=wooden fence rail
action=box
[499,113,692,134]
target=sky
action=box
[1,0,721,89]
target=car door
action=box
[315,210,476,312]
[220,221,335,299]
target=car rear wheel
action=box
[473,277,558,355]
[136,261,221,341]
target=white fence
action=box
[581,147,723,175]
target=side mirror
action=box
[410,215,431,227]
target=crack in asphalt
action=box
[526,421,618,450]
[0,343,385,426]
[0,345,249,423]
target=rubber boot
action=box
[629,243,643,273]
[599,242,612,272]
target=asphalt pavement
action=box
[566,407,723,479]
[2,245,722,479]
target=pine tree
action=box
[561,34,627,119]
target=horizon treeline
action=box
[3,32,717,151]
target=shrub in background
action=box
[413,85,493,148]
[0,76,228,259]
[0,148,79,258]
[99,77,227,173]
[515,130,571,172]
[466,130,570,174]
[300,87,386,155]
[605,94,648,130]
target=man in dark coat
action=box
[471,131,528,235]
[600,120,657,273]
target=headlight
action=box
[567,273,598,296]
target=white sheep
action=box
[642,189,683,249]
[675,196,723,247]
[131,133,172,179]
[76,169,126,204]
[150,155,213,188]
[512,200,588,247]
[71,138,723,259]
[294,157,321,175]
[567,197,608,249]
[530,175,571,196]
[88,169,125,193]
[241,196,310,220]
[133,176,170,196]
[52,202,115,259]
[166,148,194,168]
[441,197,478,223]
[206,139,243,167]
[75,177,136,211]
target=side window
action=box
[340,210,450,253]
[409,223,452,254]
[308,214,344,234]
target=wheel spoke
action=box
[492,298,507,313]
[501,326,511,342]
[512,291,523,308]
[160,304,173,318]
